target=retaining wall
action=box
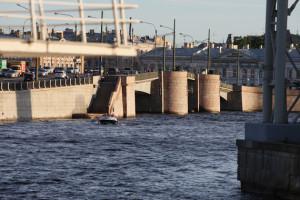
[0,84,95,121]
[237,140,300,200]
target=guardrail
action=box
[0,76,93,91]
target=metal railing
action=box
[0,76,93,91]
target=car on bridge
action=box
[120,67,138,75]
[23,72,35,82]
[43,66,54,74]
[53,67,65,73]
[5,69,20,78]
[105,67,120,75]
[66,67,79,74]
[0,68,10,77]
[38,68,49,77]
[55,71,68,79]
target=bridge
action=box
[87,71,300,118]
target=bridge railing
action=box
[0,76,93,91]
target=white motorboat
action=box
[98,115,118,125]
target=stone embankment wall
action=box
[237,140,300,200]
[0,84,95,121]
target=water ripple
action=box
[0,112,265,200]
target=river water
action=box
[0,112,266,200]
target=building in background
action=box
[139,44,300,86]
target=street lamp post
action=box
[179,32,194,45]
[207,28,211,74]
[160,19,176,71]
[161,32,173,72]
[140,20,158,47]
[54,12,77,41]
[22,18,31,39]
[163,35,166,71]
[88,12,105,75]
[16,3,39,80]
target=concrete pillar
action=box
[121,76,136,118]
[199,74,220,112]
[163,71,188,115]
[160,71,165,113]
[274,0,288,124]
[194,73,200,112]
[80,56,85,74]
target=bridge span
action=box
[88,72,300,118]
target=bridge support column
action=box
[198,74,220,113]
[194,74,200,112]
[121,76,136,118]
[163,71,188,115]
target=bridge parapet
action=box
[0,76,94,91]
[135,72,159,82]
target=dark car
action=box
[0,68,10,77]
[53,67,65,73]
[24,72,35,82]
[106,67,119,75]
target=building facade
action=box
[139,46,300,86]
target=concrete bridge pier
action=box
[163,71,188,115]
[121,76,136,118]
[198,74,220,113]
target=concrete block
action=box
[245,123,300,144]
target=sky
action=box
[1,0,300,44]
[123,0,300,43]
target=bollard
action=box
[8,82,10,91]
[0,82,2,91]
